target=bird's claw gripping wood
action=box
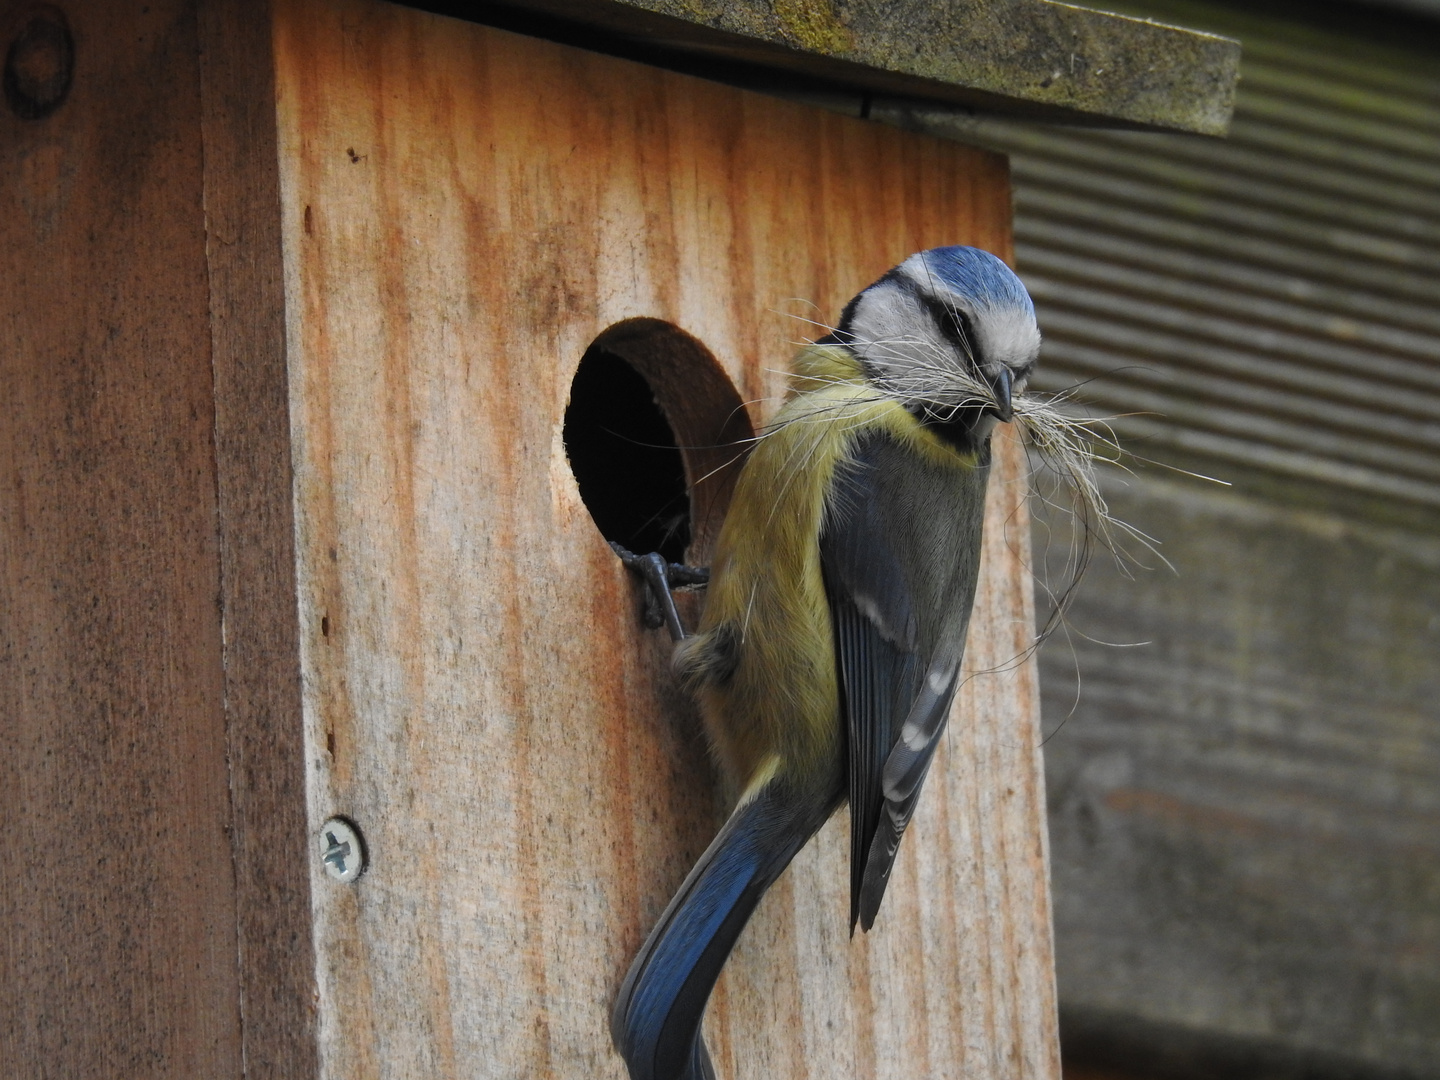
[610,541,710,641]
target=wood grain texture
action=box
[0,2,242,1075]
[272,2,1056,1076]
[197,0,320,1075]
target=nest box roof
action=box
[466,0,1240,134]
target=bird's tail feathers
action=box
[611,779,828,1080]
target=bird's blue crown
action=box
[913,246,1035,316]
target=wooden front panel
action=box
[273,1,1056,1077]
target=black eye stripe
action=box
[894,279,982,369]
[923,296,980,363]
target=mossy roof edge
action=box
[472,0,1240,134]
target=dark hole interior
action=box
[564,346,691,564]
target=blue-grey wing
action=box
[821,433,988,932]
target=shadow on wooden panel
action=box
[1061,1007,1433,1080]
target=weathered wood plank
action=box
[197,0,321,1075]
[1042,467,1440,1075]
[457,0,1241,134]
[272,2,1056,1076]
[0,2,242,1075]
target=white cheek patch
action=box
[846,286,953,386]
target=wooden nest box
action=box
[0,1,1236,1076]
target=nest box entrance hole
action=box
[564,319,754,566]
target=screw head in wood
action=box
[318,817,366,883]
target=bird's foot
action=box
[610,541,709,641]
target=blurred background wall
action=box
[895,2,1440,1076]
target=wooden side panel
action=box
[0,2,242,1076]
[198,0,321,1075]
[272,2,1056,1077]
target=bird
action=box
[610,245,1041,1080]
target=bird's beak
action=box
[987,367,1014,423]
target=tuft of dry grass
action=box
[1011,383,1178,651]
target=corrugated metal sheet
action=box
[884,1,1440,511]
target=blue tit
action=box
[611,246,1041,1080]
